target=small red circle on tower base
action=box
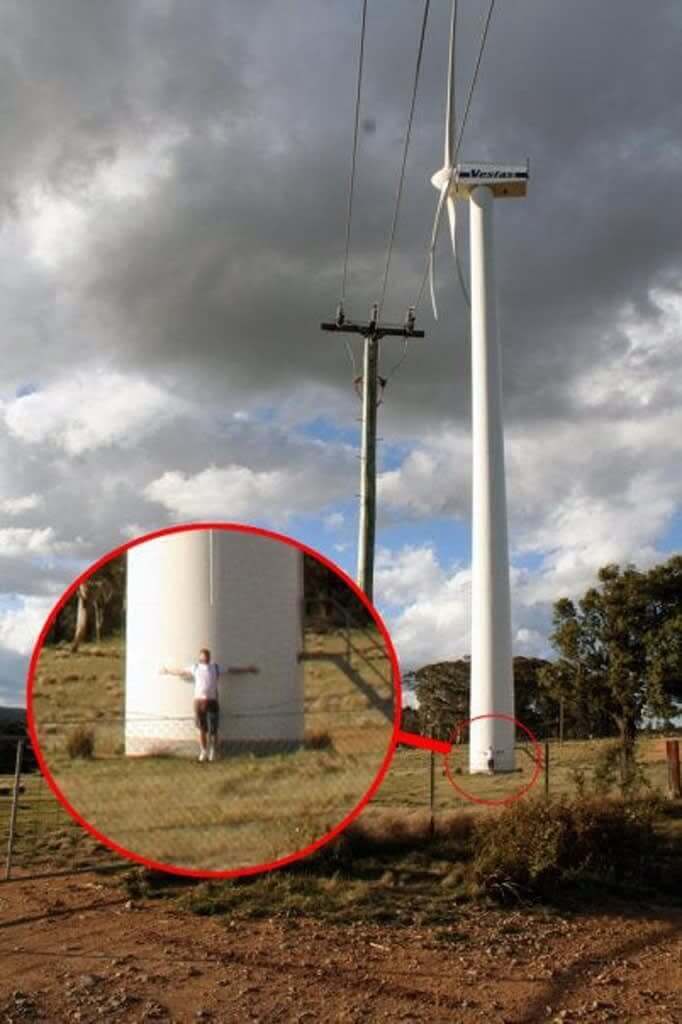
[443,713,543,806]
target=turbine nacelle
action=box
[431,161,529,200]
[428,160,529,318]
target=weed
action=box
[304,729,335,751]
[66,725,95,760]
[472,795,661,900]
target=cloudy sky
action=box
[1,0,681,704]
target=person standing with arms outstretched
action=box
[161,648,259,762]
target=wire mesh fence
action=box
[6,586,676,880]
[24,708,395,873]
[7,615,396,877]
[2,727,675,881]
[1,733,121,881]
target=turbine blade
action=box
[447,194,471,309]
[429,248,438,322]
[444,0,458,168]
[428,183,449,320]
[446,194,456,255]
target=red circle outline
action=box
[26,521,402,879]
[443,713,543,806]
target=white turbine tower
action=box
[428,0,528,773]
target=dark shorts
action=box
[194,698,220,735]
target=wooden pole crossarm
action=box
[320,320,425,340]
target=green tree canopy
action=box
[541,555,682,751]
[413,656,558,741]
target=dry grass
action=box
[20,636,680,880]
[65,725,95,760]
[373,736,670,811]
[27,631,395,872]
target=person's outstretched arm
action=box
[220,665,260,676]
[160,666,193,679]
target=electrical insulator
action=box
[405,306,416,333]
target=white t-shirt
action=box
[187,662,220,700]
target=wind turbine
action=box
[428,0,529,773]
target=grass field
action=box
[373,734,671,811]
[7,633,679,877]
[24,629,395,871]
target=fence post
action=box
[544,740,550,800]
[666,740,681,800]
[344,607,351,662]
[428,749,435,837]
[4,736,24,881]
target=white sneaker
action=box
[207,744,216,762]
[198,749,207,762]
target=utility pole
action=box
[357,329,379,599]
[321,303,424,601]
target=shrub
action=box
[66,725,95,760]
[472,796,660,900]
[593,740,651,797]
[304,729,335,751]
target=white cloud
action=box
[378,409,682,608]
[324,512,344,530]
[0,494,42,516]
[23,131,184,271]
[375,545,556,670]
[379,435,470,521]
[0,595,53,657]
[145,464,287,520]
[121,523,147,540]
[144,446,355,523]
[375,545,450,608]
[2,370,184,456]
[375,546,473,668]
[0,528,64,558]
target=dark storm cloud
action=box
[1,0,681,432]
[0,0,251,201]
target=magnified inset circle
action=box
[28,523,400,876]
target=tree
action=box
[413,656,559,741]
[512,656,558,737]
[59,556,126,651]
[542,556,682,780]
[413,660,470,740]
[399,704,421,734]
[303,554,372,629]
[71,582,92,652]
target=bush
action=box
[66,725,95,760]
[593,739,650,797]
[304,729,335,751]
[472,796,660,900]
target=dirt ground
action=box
[0,872,680,1024]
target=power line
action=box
[382,336,409,384]
[340,0,368,309]
[414,0,497,314]
[446,0,470,310]
[376,0,431,322]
